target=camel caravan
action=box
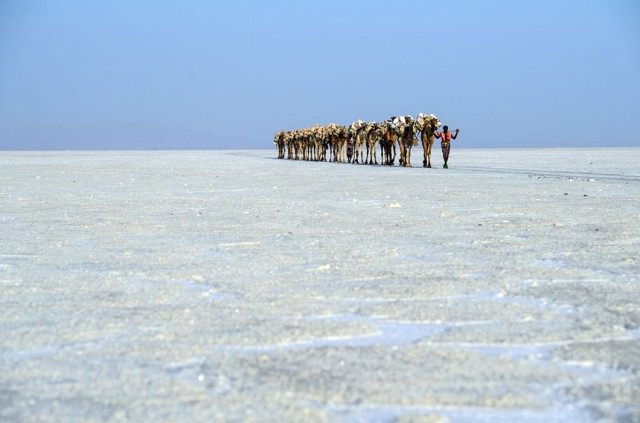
[274,113,442,168]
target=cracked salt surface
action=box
[1,149,639,422]
[333,402,593,423]
[216,316,447,352]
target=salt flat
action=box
[1,148,639,422]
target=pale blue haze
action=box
[0,0,638,149]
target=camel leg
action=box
[402,144,409,167]
[423,142,428,167]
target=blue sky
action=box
[0,0,638,149]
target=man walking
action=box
[435,125,459,168]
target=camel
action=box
[366,122,379,165]
[289,131,298,160]
[274,131,286,159]
[285,132,295,160]
[396,116,416,167]
[326,124,339,162]
[350,121,368,164]
[294,130,306,160]
[378,121,396,165]
[356,124,369,164]
[314,125,324,161]
[307,126,316,161]
[327,125,344,162]
[346,125,356,163]
[313,125,324,161]
[346,128,355,163]
[390,116,405,166]
[415,113,441,168]
[321,126,330,161]
[303,129,314,161]
[307,131,314,161]
[335,126,349,163]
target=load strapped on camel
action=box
[275,112,441,167]
[415,113,441,132]
[390,115,418,146]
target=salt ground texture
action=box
[1,148,639,423]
